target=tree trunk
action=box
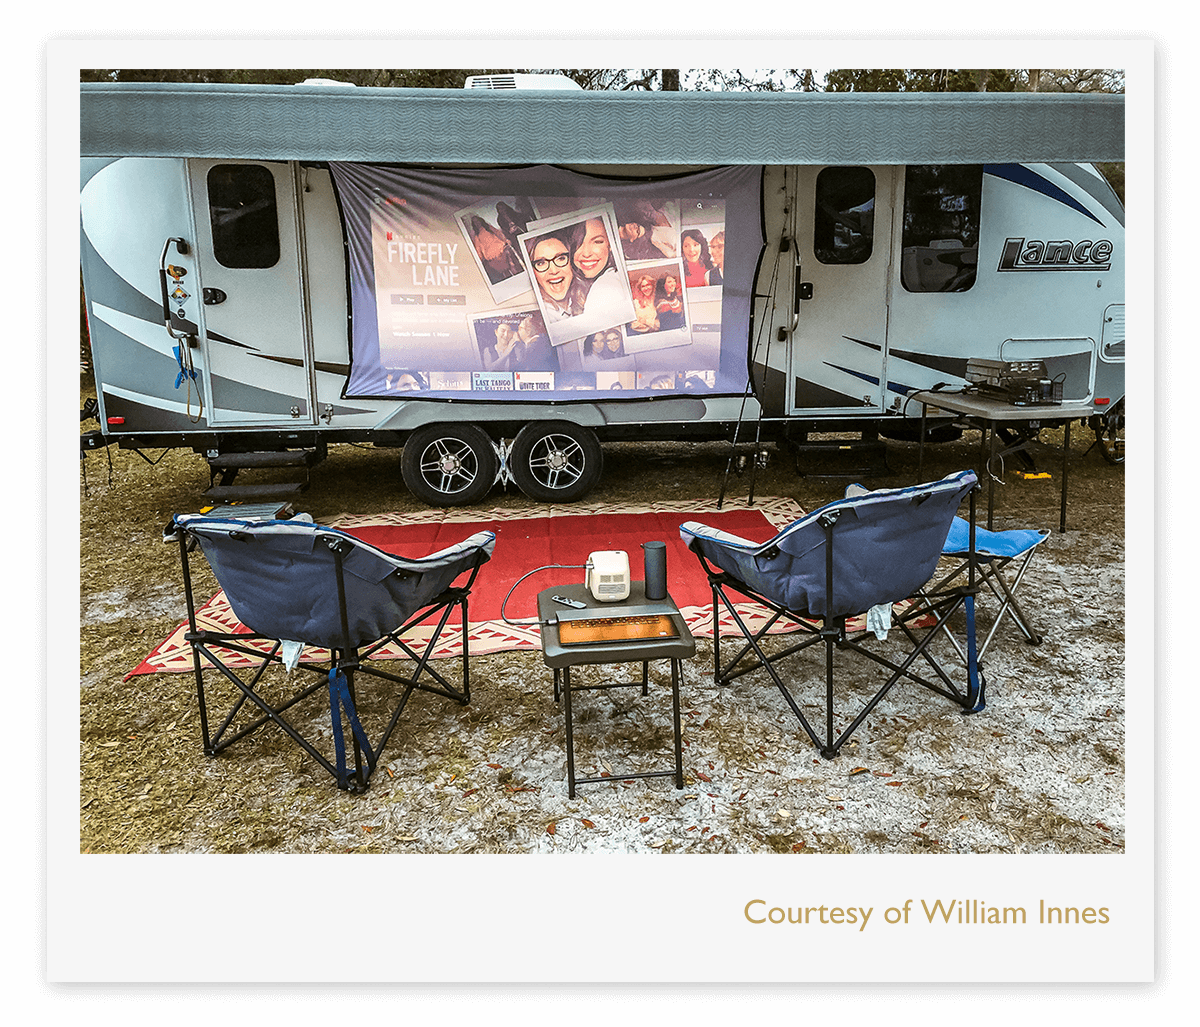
[661,69,680,91]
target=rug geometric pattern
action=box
[129,496,833,678]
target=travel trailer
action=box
[79,80,1125,505]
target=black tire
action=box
[509,421,603,503]
[401,423,498,506]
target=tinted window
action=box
[900,165,983,293]
[814,167,875,264]
[207,164,281,269]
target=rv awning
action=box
[79,82,1125,165]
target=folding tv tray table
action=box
[537,582,695,798]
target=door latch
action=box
[203,288,227,305]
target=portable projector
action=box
[585,551,631,602]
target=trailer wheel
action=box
[401,424,498,507]
[509,422,603,503]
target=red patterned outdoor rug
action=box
[128,497,815,678]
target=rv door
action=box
[186,159,316,426]
[788,165,895,416]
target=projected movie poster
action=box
[330,163,763,400]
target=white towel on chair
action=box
[867,602,892,641]
[281,639,305,672]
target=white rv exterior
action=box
[79,82,1124,506]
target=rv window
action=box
[900,165,983,293]
[206,165,281,269]
[814,167,875,265]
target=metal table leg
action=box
[1060,418,1071,532]
[563,665,576,798]
[987,421,997,531]
[556,660,686,797]
[671,658,684,789]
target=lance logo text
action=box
[998,236,1113,272]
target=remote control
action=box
[551,595,588,609]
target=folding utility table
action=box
[537,582,695,798]
[910,388,1096,532]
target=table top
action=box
[537,582,696,668]
[909,388,1095,422]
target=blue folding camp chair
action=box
[934,517,1050,660]
[681,470,984,759]
[165,513,496,792]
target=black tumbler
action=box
[643,541,667,601]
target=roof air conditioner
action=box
[464,74,582,91]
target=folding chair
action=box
[165,513,496,792]
[681,470,984,759]
[937,518,1049,659]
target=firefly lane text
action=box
[744,899,1110,931]
[386,238,461,286]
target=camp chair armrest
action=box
[679,521,763,553]
[418,530,497,565]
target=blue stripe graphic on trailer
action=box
[984,164,1105,227]
[825,363,880,387]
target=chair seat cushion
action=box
[943,517,1049,559]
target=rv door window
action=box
[900,165,983,293]
[814,166,875,265]
[206,164,281,269]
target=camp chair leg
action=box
[176,531,216,756]
[343,660,368,791]
[711,582,721,681]
[711,576,985,759]
[362,591,472,704]
[326,657,378,792]
[962,595,986,714]
[714,583,826,754]
[709,577,818,686]
[459,595,472,705]
[205,641,282,748]
[339,593,478,784]
[183,630,437,793]
[822,633,837,759]
[905,585,986,713]
[827,596,984,754]
[982,554,1043,648]
[194,641,348,783]
[929,552,1041,662]
[934,508,1048,659]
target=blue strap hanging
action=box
[173,345,198,390]
[963,594,986,713]
[328,667,377,789]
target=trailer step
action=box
[198,501,297,520]
[202,482,308,501]
[204,444,327,494]
[791,439,891,478]
[206,448,324,470]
